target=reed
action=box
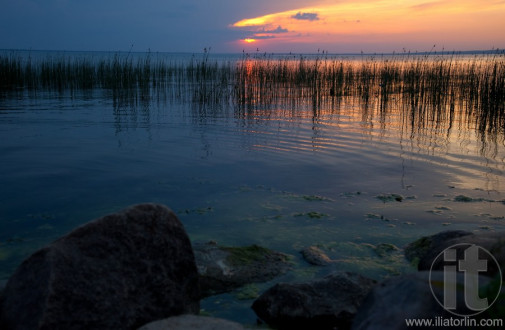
[1,50,504,137]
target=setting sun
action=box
[230,0,505,53]
[244,38,257,44]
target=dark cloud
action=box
[264,26,289,33]
[291,12,319,21]
[247,35,276,40]
[238,25,288,43]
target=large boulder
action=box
[0,203,200,330]
[405,230,505,277]
[352,271,494,330]
[252,271,376,330]
[137,315,245,330]
[194,242,291,297]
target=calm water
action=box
[1,51,505,324]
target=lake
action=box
[1,50,504,324]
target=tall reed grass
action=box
[1,50,504,137]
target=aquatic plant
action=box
[1,50,504,142]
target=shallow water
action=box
[1,52,505,325]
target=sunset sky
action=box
[1,0,504,53]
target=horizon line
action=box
[1,47,504,56]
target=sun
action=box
[243,38,257,43]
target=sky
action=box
[1,0,504,54]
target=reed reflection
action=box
[232,53,505,159]
[1,51,503,159]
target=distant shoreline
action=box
[1,48,504,57]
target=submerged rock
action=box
[252,271,376,330]
[194,242,292,297]
[0,204,200,330]
[300,246,334,266]
[137,315,245,330]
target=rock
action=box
[194,242,291,297]
[352,271,493,330]
[252,271,376,330]
[300,246,334,266]
[137,315,245,330]
[405,230,505,277]
[0,203,200,330]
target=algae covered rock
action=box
[194,242,292,297]
[0,204,200,330]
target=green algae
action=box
[374,243,400,258]
[282,192,332,202]
[453,195,492,202]
[454,195,477,202]
[365,213,395,222]
[223,244,276,266]
[404,236,432,263]
[294,211,328,219]
[376,193,404,203]
[182,206,213,215]
[0,248,9,261]
[234,284,260,300]
[332,256,411,278]
[198,309,213,317]
[302,195,330,201]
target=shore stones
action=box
[0,203,200,330]
[137,315,245,330]
[252,271,376,330]
[194,242,292,297]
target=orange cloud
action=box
[230,0,505,52]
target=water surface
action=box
[1,51,504,324]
